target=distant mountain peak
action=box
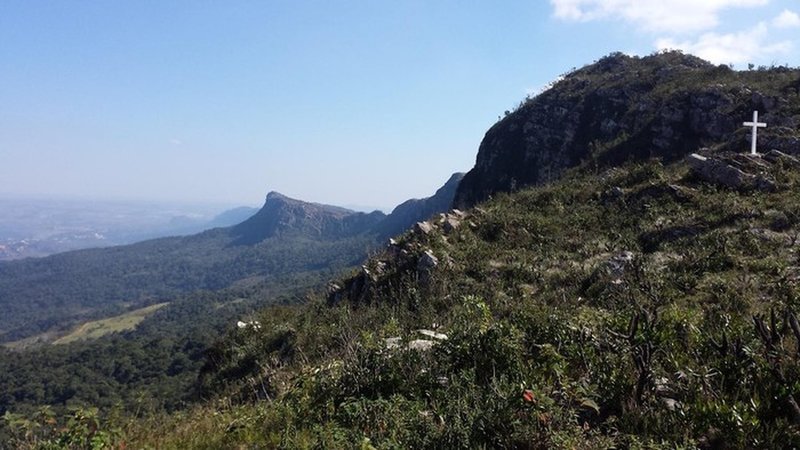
[234,174,468,244]
[265,191,288,201]
[231,191,383,244]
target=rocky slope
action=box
[454,51,800,208]
[128,155,800,449]
[375,172,465,238]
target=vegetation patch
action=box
[52,303,169,345]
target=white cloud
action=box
[169,138,183,146]
[550,0,768,33]
[656,22,792,64]
[773,9,800,28]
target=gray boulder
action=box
[687,153,776,191]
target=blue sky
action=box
[1,1,799,210]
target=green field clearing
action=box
[52,303,169,345]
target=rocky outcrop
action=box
[416,250,439,284]
[376,173,465,238]
[686,149,800,191]
[687,153,776,191]
[454,51,800,209]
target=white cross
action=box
[743,110,767,155]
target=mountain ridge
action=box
[230,191,384,244]
[0,173,465,344]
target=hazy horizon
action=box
[0,189,393,214]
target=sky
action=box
[1,1,799,211]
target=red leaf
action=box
[522,389,535,403]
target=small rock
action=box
[414,221,434,235]
[362,265,377,283]
[763,149,800,168]
[443,217,461,233]
[418,250,439,270]
[667,184,694,202]
[606,251,635,284]
[661,398,681,411]
[654,376,673,396]
[236,320,261,330]
[327,282,344,304]
[384,337,402,350]
[450,209,467,219]
[487,259,505,269]
[417,329,448,340]
[407,339,435,351]
[417,250,439,284]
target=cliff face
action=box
[454,51,800,208]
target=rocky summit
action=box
[454,51,800,208]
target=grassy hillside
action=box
[13,156,800,448]
[0,227,375,343]
[0,268,336,446]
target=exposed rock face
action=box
[454,51,800,208]
[414,221,434,235]
[686,150,800,192]
[606,251,635,285]
[377,172,465,238]
[416,250,439,284]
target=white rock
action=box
[417,329,448,340]
[384,337,402,350]
[407,339,435,351]
[237,320,261,330]
[415,221,434,235]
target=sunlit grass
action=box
[52,302,169,345]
